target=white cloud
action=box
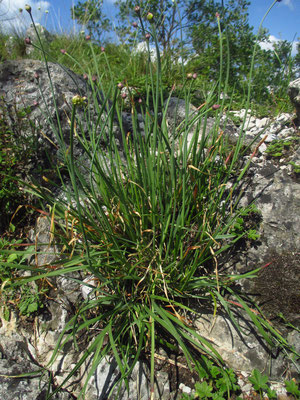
[260,34,299,56]
[279,0,294,11]
[0,0,51,35]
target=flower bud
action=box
[92,75,97,82]
[121,92,127,99]
[132,22,138,28]
[134,6,140,14]
[212,104,221,110]
[192,73,197,79]
[145,33,151,40]
[60,49,67,54]
[186,73,193,79]
[215,12,220,18]
[117,82,124,90]
[83,73,88,80]
[101,46,105,52]
[25,4,32,13]
[34,72,39,80]
[19,8,23,13]
[25,37,31,45]
[147,12,154,22]
[85,35,91,41]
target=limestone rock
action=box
[0,59,121,177]
[25,23,55,55]
[288,78,300,122]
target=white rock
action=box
[277,127,295,139]
[256,117,269,129]
[264,133,277,143]
[179,383,192,394]
[275,113,292,123]
[81,276,98,299]
[258,142,267,153]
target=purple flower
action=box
[25,37,31,45]
[145,33,151,40]
[212,104,221,110]
[117,82,124,90]
[101,46,105,52]
[192,73,197,80]
[60,49,67,55]
[121,92,127,99]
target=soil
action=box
[253,250,300,328]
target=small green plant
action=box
[265,137,299,158]
[285,379,300,398]
[289,161,300,174]
[0,101,37,233]
[230,205,261,241]
[249,369,276,399]
[180,357,240,399]
[0,238,40,318]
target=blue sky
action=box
[0,0,299,52]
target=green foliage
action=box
[179,357,239,399]
[248,369,279,399]
[265,137,299,158]
[0,102,36,233]
[183,368,300,400]
[0,238,40,318]
[115,0,186,52]
[187,0,258,86]
[1,1,299,397]
[71,0,110,42]
[229,205,261,242]
[289,161,300,174]
[285,379,300,397]
[249,369,269,392]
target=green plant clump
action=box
[265,137,299,158]
[1,1,299,399]
[180,356,240,400]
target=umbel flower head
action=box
[72,95,87,107]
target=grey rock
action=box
[288,78,300,122]
[165,97,239,148]
[25,23,55,55]
[82,357,171,400]
[195,312,296,378]
[0,59,121,177]
[0,330,72,400]
[28,215,58,266]
[242,159,300,252]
